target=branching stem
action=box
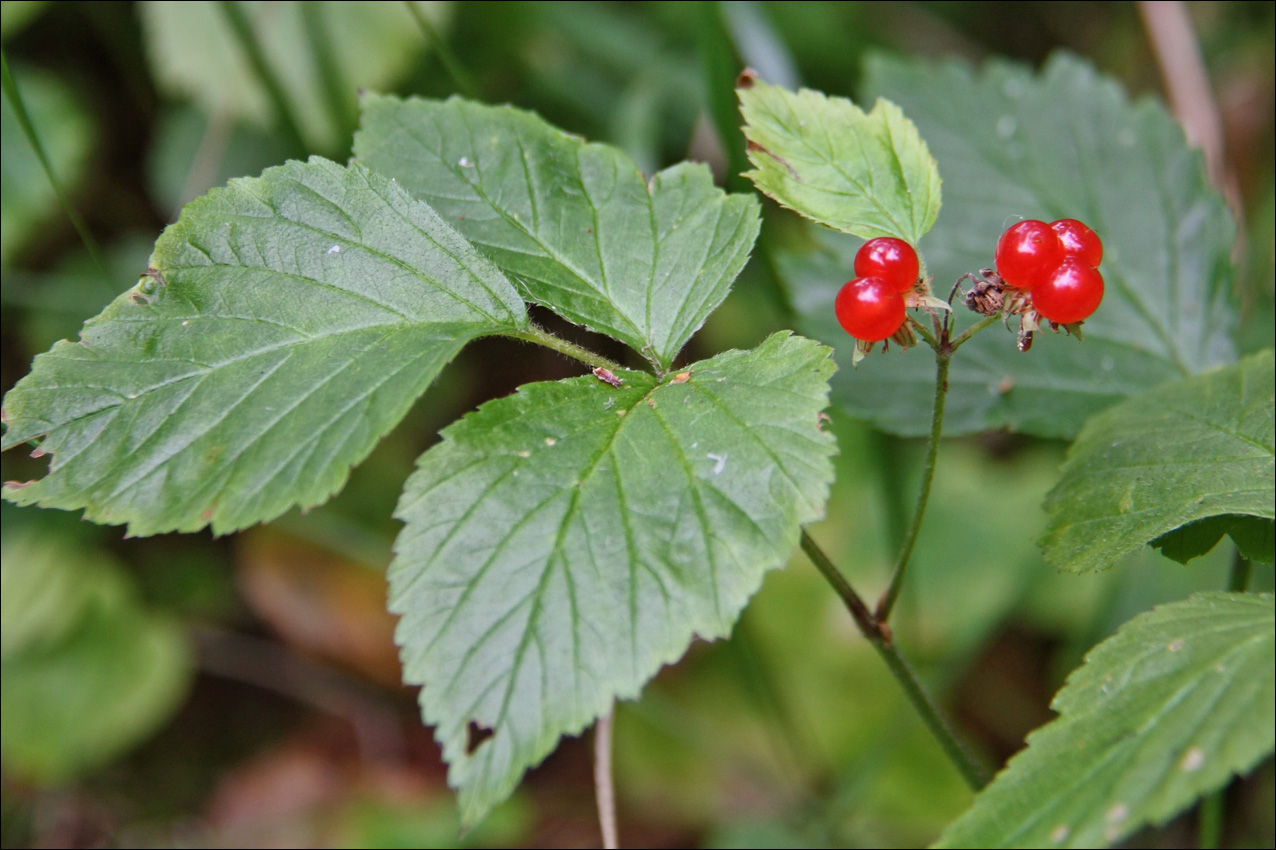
[800,530,990,790]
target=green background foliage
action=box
[1,2,1273,848]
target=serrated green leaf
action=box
[389,332,835,826]
[936,592,1275,849]
[1,157,528,536]
[139,1,444,151]
[353,95,762,372]
[1041,351,1274,572]
[779,53,1237,438]
[738,77,941,244]
[0,533,191,784]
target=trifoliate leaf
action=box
[936,592,1275,849]
[1041,351,1274,572]
[353,95,761,372]
[738,75,941,244]
[780,53,1237,438]
[390,332,835,826]
[2,157,528,536]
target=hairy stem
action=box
[507,326,626,374]
[949,314,1001,351]
[800,530,990,790]
[876,351,951,622]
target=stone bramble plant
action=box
[3,52,1271,847]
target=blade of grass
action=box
[1,50,108,287]
[216,0,307,156]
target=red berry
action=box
[1032,259,1104,324]
[1050,219,1103,267]
[996,220,1062,290]
[855,237,920,294]
[835,277,907,342]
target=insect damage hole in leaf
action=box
[466,721,494,756]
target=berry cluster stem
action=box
[875,350,950,622]
[800,530,990,790]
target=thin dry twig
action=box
[1138,1,1242,222]
[594,707,619,849]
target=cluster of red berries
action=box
[995,219,1104,324]
[834,237,918,342]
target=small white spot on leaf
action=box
[707,452,727,475]
[1168,638,1185,652]
[1180,747,1205,771]
[327,244,341,255]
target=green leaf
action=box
[1041,351,1274,572]
[1,64,93,268]
[139,1,443,151]
[390,332,835,826]
[737,76,941,244]
[2,157,528,536]
[1152,515,1275,566]
[779,53,1237,438]
[0,533,191,784]
[936,592,1275,849]
[353,95,762,372]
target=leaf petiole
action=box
[504,327,626,375]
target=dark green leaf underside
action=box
[1152,515,1275,566]
[353,94,761,371]
[782,53,1237,439]
[1041,350,1274,572]
[2,157,527,536]
[936,592,1275,848]
[390,332,835,826]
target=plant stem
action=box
[949,314,1001,351]
[800,530,990,790]
[0,51,109,285]
[507,326,625,374]
[404,1,481,100]
[800,530,882,640]
[1198,788,1224,849]
[217,0,308,156]
[908,315,941,350]
[873,639,992,790]
[1228,548,1253,593]
[875,351,951,622]
[595,707,619,849]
